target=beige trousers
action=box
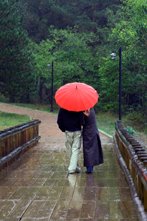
[65,130,82,172]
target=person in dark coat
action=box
[83,108,103,173]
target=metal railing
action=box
[0,119,41,170]
[114,120,147,220]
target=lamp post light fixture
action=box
[111,47,122,121]
[110,52,116,60]
[47,61,54,112]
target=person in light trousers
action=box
[57,108,84,174]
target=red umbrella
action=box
[55,82,99,111]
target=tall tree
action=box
[20,0,122,42]
[31,28,101,103]
[0,0,35,102]
[99,0,147,113]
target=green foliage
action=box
[125,126,136,135]
[99,58,118,110]
[99,0,147,113]
[124,110,147,132]
[0,94,9,103]
[32,28,101,96]
[0,0,36,103]
[19,0,122,42]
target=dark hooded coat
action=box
[83,108,104,167]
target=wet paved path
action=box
[0,103,140,220]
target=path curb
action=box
[99,129,113,139]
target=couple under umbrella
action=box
[55,82,104,174]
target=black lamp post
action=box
[111,47,122,120]
[48,61,54,112]
[118,47,122,121]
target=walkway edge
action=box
[99,129,113,139]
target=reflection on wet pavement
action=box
[0,144,140,221]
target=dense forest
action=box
[0,0,147,127]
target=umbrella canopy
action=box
[55,82,99,111]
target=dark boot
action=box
[86,166,93,173]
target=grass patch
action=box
[12,103,59,113]
[96,112,117,136]
[12,103,51,112]
[0,111,30,130]
[95,111,147,146]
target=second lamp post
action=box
[48,61,54,112]
[111,47,122,121]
